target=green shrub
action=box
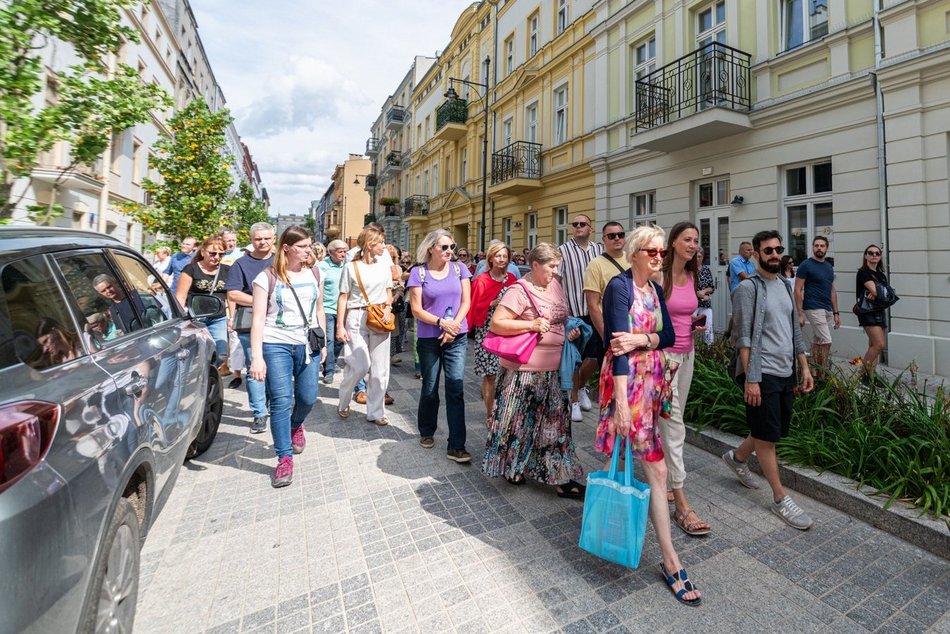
[686,339,950,522]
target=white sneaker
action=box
[578,387,592,411]
[570,401,583,422]
[771,495,813,530]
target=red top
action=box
[469,271,517,327]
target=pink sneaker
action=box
[291,425,306,454]
[272,456,294,488]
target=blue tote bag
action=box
[578,438,651,569]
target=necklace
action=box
[489,270,506,283]
[530,281,548,292]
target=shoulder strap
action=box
[515,280,543,315]
[286,282,312,329]
[601,253,626,275]
[353,261,370,303]
[265,268,277,299]
[311,265,321,286]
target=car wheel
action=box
[79,497,141,634]
[187,366,223,459]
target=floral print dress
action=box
[595,282,677,461]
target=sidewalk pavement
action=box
[135,344,949,634]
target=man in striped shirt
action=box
[557,213,604,422]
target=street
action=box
[135,344,949,633]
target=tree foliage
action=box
[0,0,173,220]
[123,97,235,243]
[229,180,269,244]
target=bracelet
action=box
[436,317,441,328]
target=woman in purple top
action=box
[407,229,472,463]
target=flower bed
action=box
[684,339,950,523]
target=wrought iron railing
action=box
[363,174,377,190]
[491,141,542,185]
[385,151,402,167]
[386,106,406,126]
[634,42,751,131]
[403,195,429,217]
[436,98,468,130]
[365,138,380,154]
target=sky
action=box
[189,0,478,215]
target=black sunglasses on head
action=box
[761,246,785,255]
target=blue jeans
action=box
[263,343,319,459]
[238,331,268,418]
[200,315,228,360]
[416,336,467,450]
[323,313,343,376]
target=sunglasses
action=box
[571,222,590,228]
[639,248,668,258]
[761,246,785,255]
[205,251,224,257]
[458,252,470,257]
[865,250,881,256]
[605,231,625,240]
[438,243,457,252]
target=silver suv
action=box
[0,227,224,633]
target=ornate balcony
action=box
[632,42,752,152]
[403,195,429,221]
[385,106,406,131]
[363,174,377,191]
[380,151,403,176]
[490,141,542,195]
[365,138,381,156]
[434,98,468,142]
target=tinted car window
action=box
[56,252,144,346]
[111,251,176,326]
[0,255,82,370]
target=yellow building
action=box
[406,0,599,254]
[324,155,371,247]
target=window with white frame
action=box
[698,178,730,208]
[445,161,451,190]
[784,160,833,264]
[782,0,829,51]
[132,138,142,184]
[696,1,726,47]
[555,206,570,245]
[557,0,569,34]
[460,148,467,184]
[505,36,514,75]
[502,117,513,147]
[630,192,656,227]
[553,85,568,145]
[433,163,439,195]
[525,103,538,143]
[503,217,513,245]
[527,213,538,249]
[423,169,429,196]
[632,35,656,112]
[529,14,539,56]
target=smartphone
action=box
[691,314,707,331]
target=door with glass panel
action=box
[696,177,731,334]
[696,1,726,110]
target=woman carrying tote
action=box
[337,226,394,423]
[469,241,518,423]
[175,236,230,362]
[856,244,889,384]
[249,227,327,488]
[483,243,584,497]
[598,225,701,607]
[407,229,472,462]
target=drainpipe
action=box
[872,0,890,362]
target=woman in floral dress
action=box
[483,243,584,497]
[596,225,702,607]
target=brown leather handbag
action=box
[354,262,395,333]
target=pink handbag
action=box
[482,281,543,364]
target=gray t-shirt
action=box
[760,277,794,377]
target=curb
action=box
[685,424,950,560]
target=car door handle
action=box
[124,375,148,396]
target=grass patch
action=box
[685,339,950,524]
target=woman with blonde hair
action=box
[597,225,701,606]
[336,226,394,423]
[483,243,584,496]
[175,235,230,361]
[407,229,472,462]
[249,226,327,488]
[152,246,173,284]
[312,242,326,263]
[469,241,517,422]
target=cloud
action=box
[190,0,476,213]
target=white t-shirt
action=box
[346,245,393,268]
[252,267,321,345]
[339,259,393,309]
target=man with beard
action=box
[794,235,839,369]
[722,230,815,530]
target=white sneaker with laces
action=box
[578,387,592,411]
[570,401,583,422]
[771,495,813,530]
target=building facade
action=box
[324,155,371,247]
[588,0,949,375]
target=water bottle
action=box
[443,306,454,325]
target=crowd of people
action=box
[156,214,896,609]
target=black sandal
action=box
[660,564,702,607]
[556,480,586,499]
[505,474,526,486]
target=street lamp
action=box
[353,174,376,224]
[445,55,491,252]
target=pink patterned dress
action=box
[595,282,677,461]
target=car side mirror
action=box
[189,295,225,320]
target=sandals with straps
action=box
[660,564,702,607]
[673,508,711,536]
